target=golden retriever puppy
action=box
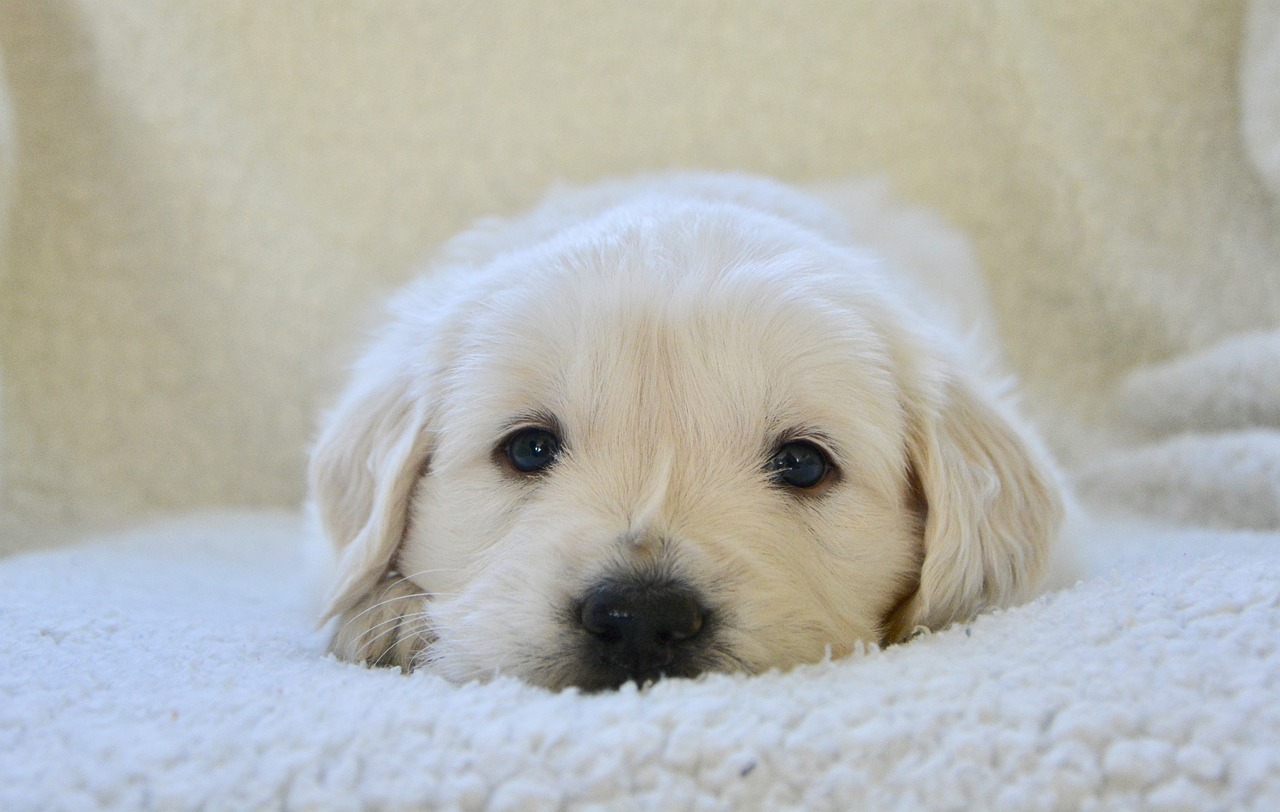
[311,174,1063,691]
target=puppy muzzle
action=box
[576,579,709,687]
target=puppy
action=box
[311,174,1063,691]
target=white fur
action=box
[310,174,1063,690]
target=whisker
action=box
[353,608,436,654]
[392,566,473,581]
[339,589,432,633]
[356,618,417,653]
[352,610,421,644]
[347,602,443,645]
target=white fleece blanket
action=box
[5,4,1280,809]
[2,512,1279,811]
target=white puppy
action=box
[311,174,1063,691]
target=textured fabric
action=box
[2,512,1278,810]
[1077,330,1280,530]
[1,2,1279,553]
[1244,0,1280,196]
[0,50,11,246]
[1,46,15,547]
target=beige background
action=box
[2,2,1278,553]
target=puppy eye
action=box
[504,428,562,474]
[768,440,831,490]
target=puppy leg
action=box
[328,573,431,670]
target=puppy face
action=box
[313,179,1062,691]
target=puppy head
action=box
[311,193,1061,690]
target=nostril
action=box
[581,598,629,643]
[652,593,703,642]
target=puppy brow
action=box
[773,427,839,456]
[499,409,563,435]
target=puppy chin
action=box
[426,617,744,693]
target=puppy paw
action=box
[328,573,432,670]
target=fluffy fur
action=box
[310,174,1063,690]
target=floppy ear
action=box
[309,334,433,624]
[885,373,1063,641]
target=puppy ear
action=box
[885,374,1063,641]
[309,338,433,624]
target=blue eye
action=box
[505,428,562,474]
[769,440,831,489]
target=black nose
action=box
[579,582,706,682]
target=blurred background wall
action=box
[1,1,1277,553]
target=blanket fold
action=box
[1071,328,1280,531]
